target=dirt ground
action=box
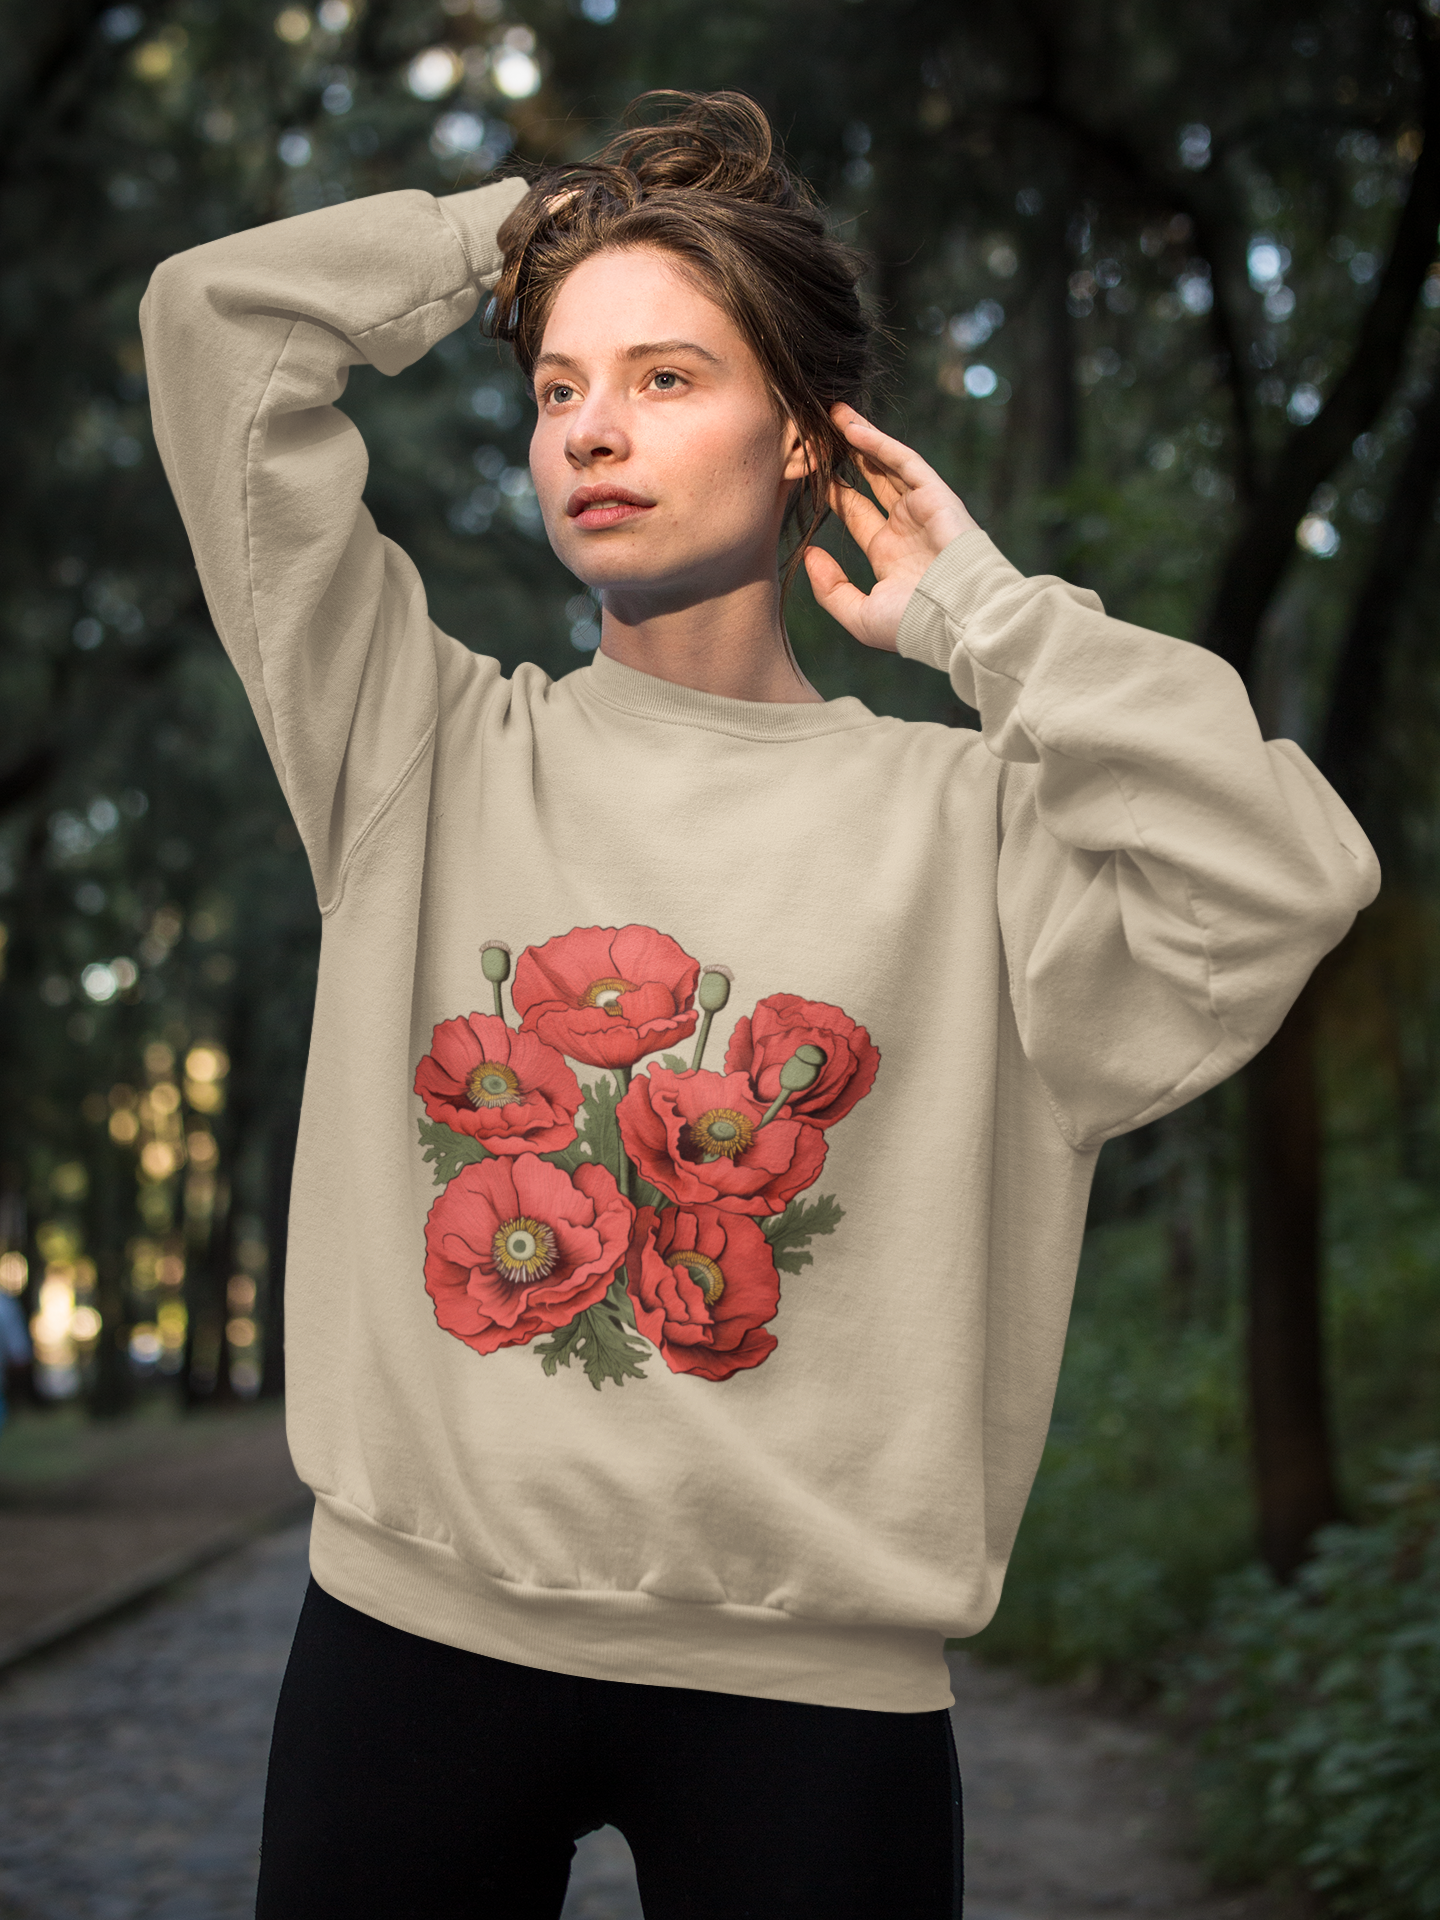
[945,1653,1308,1920]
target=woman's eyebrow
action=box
[532,339,724,376]
[621,339,724,365]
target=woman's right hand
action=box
[804,406,977,653]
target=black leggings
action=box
[256,1579,963,1919]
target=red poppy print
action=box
[625,1204,780,1381]
[423,1154,633,1356]
[414,1013,582,1154]
[724,994,880,1128]
[617,1067,826,1217]
[512,925,700,1071]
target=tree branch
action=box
[1200,14,1440,679]
[1318,365,1440,808]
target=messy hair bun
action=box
[489,91,879,594]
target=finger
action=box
[828,479,888,551]
[832,405,940,494]
[803,545,873,637]
[855,458,903,513]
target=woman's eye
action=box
[548,383,575,405]
[651,370,682,391]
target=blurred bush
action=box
[968,1211,1252,1688]
[1182,1447,1440,1917]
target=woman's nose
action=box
[564,395,630,469]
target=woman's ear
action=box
[781,418,815,484]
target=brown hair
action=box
[489,91,879,596]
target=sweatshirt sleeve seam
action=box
[240,318,301,760]
[1075,1028,1241,1150]
[320,717,437,918]
[1097,754,1230,1037]
[1014,744,1236,1151]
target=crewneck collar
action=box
[571,647,877,743]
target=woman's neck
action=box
[596,574,824,705]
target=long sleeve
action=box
[897,528,1381,1150]
[138,177,528,909]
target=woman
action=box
[140,91,1377,1920]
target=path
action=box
[0,1404,306,1666]
[0,1525,1301,1920]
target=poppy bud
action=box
[779,1043,825,1093]
[757,1045,827,1128]
[481,940,512,984]
[698,965,733,1013]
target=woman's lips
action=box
[566,486,655,530]
[571,500,653,529]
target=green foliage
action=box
[968,1218,1253,1685]
[533,1275,651,1390]
[545,1074,624,1178]
[1182,1450,1440,1918]
[417,1118,490,1188]
[658,1054,690,1072]
[545,1074,665,1207]
[760,1192,844,1274]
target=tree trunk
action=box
[1245,974,1342,1577]
[88,1140,132,1418]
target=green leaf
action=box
[544,1075,623,1176]
[534,1275,651,1390]
[417,1117,491,1187]
[761,1191,845,1274]
[659,1054,690,1073]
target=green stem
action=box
[755,1090,789,1130]
[614,1065,632,1199]
[491,980,505,1022]
[690,1008,715,1073]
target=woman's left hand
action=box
[803,405,977,653]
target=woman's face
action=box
[528,246,807,605]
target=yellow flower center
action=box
[669,1250,725,1307]
[583,976,636,1016]
[687,1107,755,1162]
[466,1061,521,1108]
[491,1215,557,1284]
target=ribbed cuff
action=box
[437,175,530,289]
[895,527,1027,675]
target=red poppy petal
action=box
[428,1015,486,1081]
[616,980,676,1025]
[513,927,626,1012]
[611,925,700,999]
[722,1016,754,1076]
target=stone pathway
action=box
[0,1524,1301,1920]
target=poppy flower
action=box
[414,1013,582,1154]
[423,1154,632,1356]
[616,1067,826,1217]
[724,994,880,1128]
[512,925,700,1071]
[625,1204,780,1381]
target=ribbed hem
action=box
[572,650,878,743]
[309,1493,954,1714]
[895,528,1027,675]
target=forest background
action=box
[3,0,1439,1911]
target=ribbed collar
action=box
[571,647,877,743]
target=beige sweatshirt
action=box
[139,180,1379,1713]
